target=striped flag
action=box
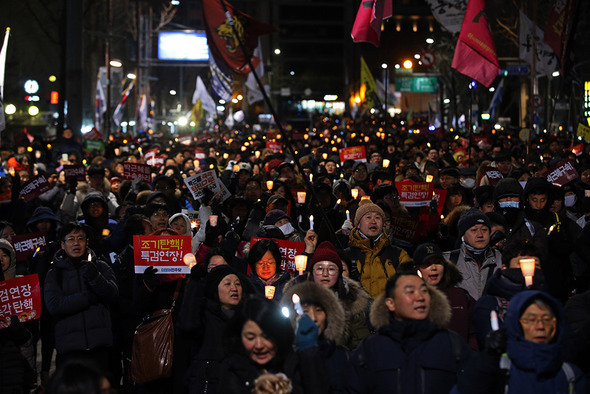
[112,80,134,127]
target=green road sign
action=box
[394,77,438,93]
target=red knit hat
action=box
[309,241,342,271]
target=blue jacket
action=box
[44,249,118,353]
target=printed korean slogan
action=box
[63,164,86,182]
[184,169,231,202]
[123,162,152,183]
[396,181,434,207]
[133,235,192,274]
[19,174,52,202]
[12,232,46,261]
[544,159,578,186]
[339,146,367,164]
[0,274,41,329]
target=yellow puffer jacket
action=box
[348,228,410,298]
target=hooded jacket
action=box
[348,228,410,298]
[351,283,472,394]
[61,179,118,220]
[43,248,118,354]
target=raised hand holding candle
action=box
[294,255,307,275]
[519,258,536,287]
[346,210,350,220]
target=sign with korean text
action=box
[184,170,230,202]
[250,237,305,274]
[389,214,424,246]
[432,188,447,215]
[19,174,52,202]
[0,274,41,329]
[339,146,367,164]
[144,149,158,166]
[84,139,105,152]
[396,181,434,207]
[123,162,151,183]
[63,164,86,182]
[545,159,579,186]
[12,232,46,261]
[266,141,282,154]
[577,123,590,142]
[133,235,192,274]
[484,167,503,186]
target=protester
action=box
[247,239,291,301]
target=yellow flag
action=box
[577,123,590,142]
[360,57,377,109]
[190,99,204,124]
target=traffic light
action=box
[50,91,59,104]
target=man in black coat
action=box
[351,272,472,394]
[44,221,118,373]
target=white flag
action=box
[192,76,216,120]
[246,41,265,104]
[138,94,147,129]
[0,28,10,133]
[519,11,559,76]
[95,78,106,131]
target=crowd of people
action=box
[1,119,590,393]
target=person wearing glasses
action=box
[454,291,586,394]
[247,239,291,301]
[306,240,372,350]
[43,222,119,374]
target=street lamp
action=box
[109,59,122,68]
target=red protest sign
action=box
[266,141,282,153]
[433,188,447,215]
[251,237,305,274]
[484,167,503,186]
[396,181,434,207]
[339,146,366,164]
[144,149,158,166]
[133,235,192,274]
[63,164,86,183]
[19,174,52,202]
[389,214,425,247]
[545,159,579,186]
[123,161,152,183]
[11,232,46,261]
[0,274,42,328]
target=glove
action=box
[143,266,159,290]
[81,262,100,281]
[341,219,353,231]
[485,327,507,360]
[7,316,31,345]
[295,313,318,351]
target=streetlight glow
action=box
[274,49,281,55]
[4,104,16,114]
[170,90,177,95]
[403,60,413,69]
[127,73,136,79]
[381,63,388,69]
[28,106,39,116]
[109,60,122,68]
[426,38,434,44]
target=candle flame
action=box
[292,293,300,304]
[417,270,423,278]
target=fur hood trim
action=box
[369,283,451,329]
[281,281,346,345]
[342,277,372,316]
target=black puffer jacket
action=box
[44,249,118,354]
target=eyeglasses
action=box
[313,265,339,276]
[256,262,276,268]
[520,316,555,327]
[151,212,169,218]
[65,236,86,243]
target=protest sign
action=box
[432,188,447,215]
[133,235,192,274]
[123,162,151,183]
[0,274,41,328]
[12,232,46,261]
[544,159,579,186]
[250,237,305,274]
[63,165,86,182]
[577,123,590,142]
[19,174,52,202]
[484,167,503,186]
[184,170,230,202]
[339,146,366,164]
[396,181,434,207]
[266,141,282,153]
[389,214,425,247]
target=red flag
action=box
[351,0,392,47]
[451,0,500,87]
[543,0,578,70]
[202,0,276,75]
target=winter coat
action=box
[60,180,119,221]
[455,290,586,394]
[44,249,118,354]
[443,244,502,301]
[281,281,361,393]
[248,269,292,301]
[348,228,410,298]
[565,289,590,375]
[351,284,472,394]
[473,268,546,349]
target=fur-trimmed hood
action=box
[369,283,451,330]
[342,277,372,316]
[398,258,463,290]
[281,281,346,345]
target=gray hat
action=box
[457,208,491,237]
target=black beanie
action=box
[493,178,523,201]
[457,208,492,237]
[205,265,239,301]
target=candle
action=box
[87,253,92,262]
[297,191,306,204]
[255,151,261,159]
[346,210,350,220]
[490,311,499,331]
[35,150,41,159]
[294,255,307,275]
[351,188,359,199]
[32,247,41,258]
[383,159,390,168]
[223,153,229,160]
[292,293,304,316]
[416,270,423,278]
[426,175,434,183]
[266,180,273,190]
[519,258,536,287]
[322,153,328,160]
[114,148,121,156]
[309,215,314,230]
[233,164,240,172]
[183,253,197,269]
[265,286,276,299]
[102,229,110,236]
[209,215,218,227]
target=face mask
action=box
[564,195,576,207]
[278,222,294,236]
[499,201,519,209]
[461,178,476,189]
